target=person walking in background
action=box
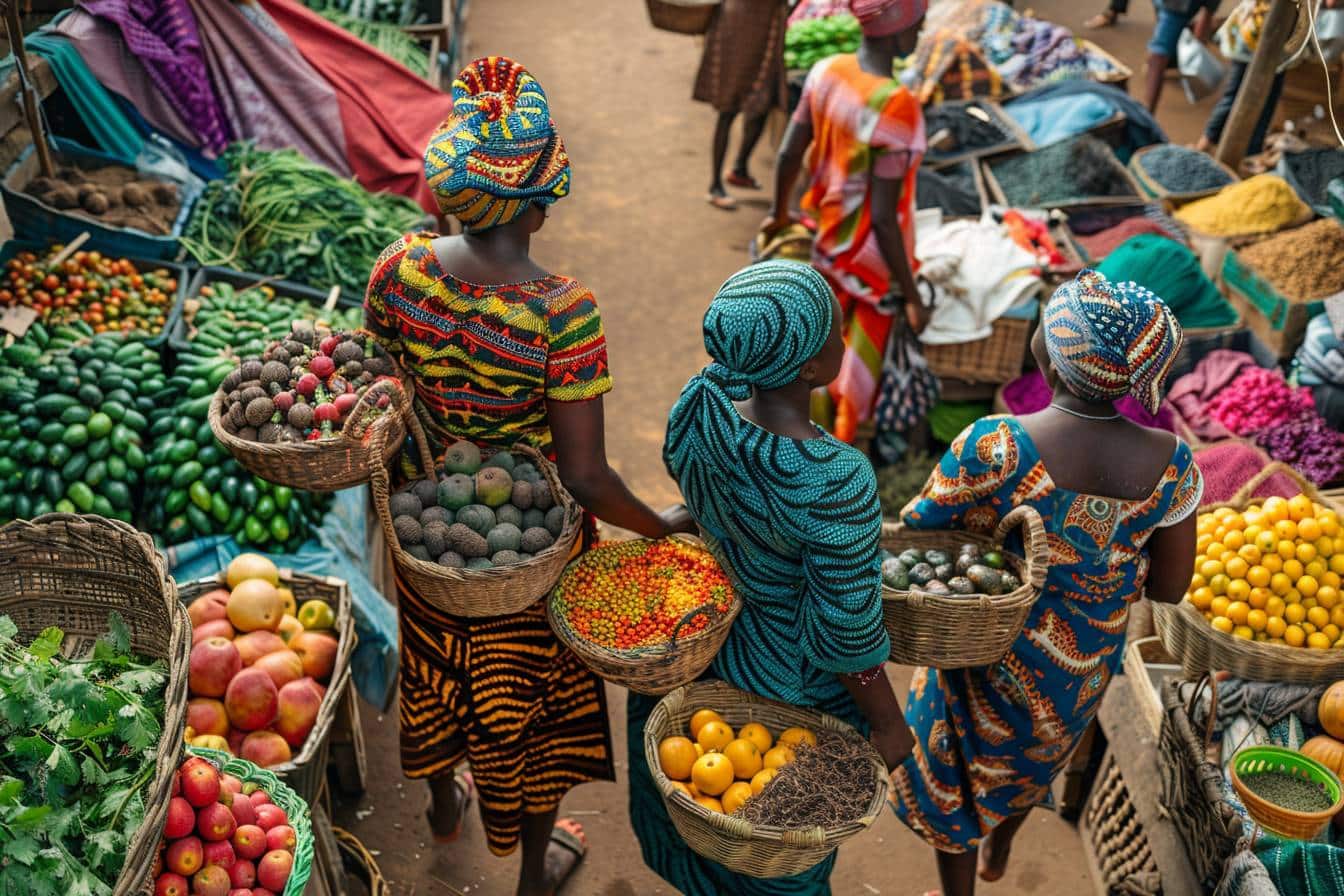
[766,0,929,444]
[890,271,1202,896]
[1143,0,1221,114]
[697,0,790,209]
[364,56,692,896]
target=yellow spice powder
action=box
[1175,174,1310,236]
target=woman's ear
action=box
[797,358,821,385]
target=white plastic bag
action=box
[1179,28,1227,103]
[1317,8,1344,64]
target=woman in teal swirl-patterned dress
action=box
[627,260,915,896]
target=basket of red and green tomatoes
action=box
[547,536,740,695]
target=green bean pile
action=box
[314,8,430,76]
[180,143,427,299]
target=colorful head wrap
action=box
[1043,269,1183,414]
[851,0,927,36]
[424,56,570,232]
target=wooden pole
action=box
[2,1,54,179]
[1215,0,1299,170]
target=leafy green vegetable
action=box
[0,613,167,895]
[313,7,431,76]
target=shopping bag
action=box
[874,326,940,443]
[1179,28,1227,102]
[1317,8,1344,63]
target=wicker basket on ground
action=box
[922,315,1033,385]
[1152,464,1344,684]
[643,680,888,878]
[368,414,583,618]
[880,504,1048,668]
[0,514,190,896]
[210,376,409,492]
[547,535,741,695]
[178,570,355,804]
[646,0,719,34]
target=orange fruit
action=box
[1286,624,1307,647]
[1210,596,1231,618]
[1299,518,1323,542]
[697,721,735,753]
[1289,495,1315,521]
[1266,595,1286,618]
[1223,530,1246,550]
[1266,616,1287,639]
[689,709,724,740]
[1284,560,1306,582]
[670,781,695,800]
[1226,580,1251,602]
[1224,557,1250,581]
[1286,603,1308,624]
[721,781,753,815]
[1298,543,1319,564]
[1246,609,1268,632]
[1325,624,1342,642]
[1263,497,1289,522]
[1300,576,1321,599]
[659,737,698,781]
[763,745,796,769]
[1255,530,1278,553]
[1247,586,1269,609]
[750,768,777,795]
[1271,573,1293,596]
[722,739,763,780]
[1309,606,1331,629]
[1247,566,1271,588]
[1309,632,1333,649]
[694,794,724,814]
[1333,554,1344,576]
[1233,625,1254,640]
[1238,544,1263,565]
[1199,558,1224,580]
[691,753,735,797]
[1226,601,1251,626]
[1263,554,1283,574]
[777,727,818,749]
[738,722,773,754]
[1322,586,1342,610]
[1209,574,1231,596]
[1212,616,1234,633]
[1189,587,1214,610]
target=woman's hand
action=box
[660,504,699,536]
[870,720,915,771]
[760,210,794,239]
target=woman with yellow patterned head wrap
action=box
[365,55,694,894]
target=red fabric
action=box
[257,0,449,213]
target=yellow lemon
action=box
[1210,574,1231,596]
[1224,557,1250,581]
[737,723,773,754]
[1278,540,1299,561]
[1266,596,1286,618]
[1320,586,1340,610]
[1309,605,1331,629]
[1286,624,1307,647]
[1199,558,1224,580]
[1266,616,1287,639]
[1248,586,1269,609]
[1210,596,1231,618]
[722,739,763,780]
[1263,554,1284,574]
[1297,541,1319,564]
[763,746,796,769]
[1238,544,1263,565]
[1271,573,1293,596]
[1226,579,1252,603]
[1233,625,1255,640]
[1309,632,1333,649]
[1284,559,1306,581]
[750,768,777,795]
[1333,554,1344,576]
[1263,497,1289,522]
[1226,601,1251,626]
[777,727,818,749]
[1212,616,1235,634]
[1300,576,1321,599]
[1255,530,1278,553]
[722,781,753,815]
[1247,566,1271,588]
[1246,609,1268,632]
[689,709,724,740]
[1286,603,1308,624]
[1189,587,1214,610]
[1298,518,1323,542]
[1289,495,1315,521]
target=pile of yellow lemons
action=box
[1187,494,1344,649]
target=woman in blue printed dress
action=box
[891,270,1203,896]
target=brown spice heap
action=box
[1238,218,1344,300]
[735,730,878,828]
[24,163,181,235]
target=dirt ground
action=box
[331,0,1219,892]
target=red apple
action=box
[155,872,190,896]
[240,731,291,768]
[190,638,242,698]
[189,590,232,628]
[253,804,288,832]
[247,789,272,806]
[165,796,196,839]
[233,631,287,667]
[256,851,293,892]
[203,840,236,870]
[228,891,253,896]
[231,825,267,861]
[264,825,296,853]
[193,619,237,645]
[180,758,221,808]
[187,699,231,738]
[225,668,278,731]
[227,729,246,755]
[228,859,256,889]
[252,650,303,689]
[198,803,237,843]
[192,865,231,896]
[166,836,204,877]
[288,632,337,681]
[221,773,243,794]
[274,678,323,748]
[252,890,275,896]
[230,793,257,827]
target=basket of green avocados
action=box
[644,679,889,878]
[208,321,410,492]
[880,504,1048,668]
[0,513,191,895]
[369,412,583,618]
[547,534,741,695]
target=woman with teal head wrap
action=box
[627,260,914,896]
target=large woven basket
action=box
[644,680,889,878]
[210,376,408,492]
[1082,748,1161,896]
[369,413,583,618]
[646,0,719,34]
[1152,465,1344,684]
[187,747,314,896]
[922,314,1033,385]
[178,570,355,804]
[880,504,1048,668]
[0,514,190,896]
[546,535,741,695]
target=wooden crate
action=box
[982,140,1143,211]
[1221,248,1331,359]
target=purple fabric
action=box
[79,0,231,154]
[1000,369,1176,430]
[1165,349,1259,443]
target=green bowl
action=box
[1232,745,1344,839]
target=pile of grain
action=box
[1238,218,1344,300]
[25,164,181,235]
[1137,145,1233,193]
[989,136,1136,207]
[1175,174,1308,237]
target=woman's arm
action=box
[548,396,695,538]
[842,669,915,770]
[1144,513,1198,604]
[870,170,928,334]
[766,117,814,232]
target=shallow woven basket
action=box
[880,504,1048,668]
[369,413,583,618]
[646,0,718,34]
[546,535,741,695]
[210,375,408,492]
[178,571,355,804]
[1231,746,1344,840]
[187,747,314,896]
[644,680,888,878]
[922,315,1033,385]
[0,514,191,896]
[1153,464,1344,684]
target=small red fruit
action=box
[155,872,190,896]
[232,824,267,860]
[165,796,196,838]
[295,373,318,397]
[265,825,296,853]
[309,355,335,379]
[198,803,238,842]
[333,392,357,417]
[230,794,257,827]
[180,758,222,808]
[247,789,272,807]
[319,335,340,356]
[228,891,253,896]
[256,851,293,892]
[272,392,294,413]
[166,836,205,877]
[254,804,288,831]
[193,864,231,896]
[313,402,338,423]
[229,859,256,889]
[203,840,236,870]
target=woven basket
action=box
[368,413,583,618]
[546,536,742,695]
[922,315,1032,385]
[1231,745,1344,840]
[879,504,1048,668]
[178,571,356,804]
[1082,749,1162,896]
[0,514,190,896]
[1152,464,1344,684]
[210,376,409,492]
[1158,676,1244,889]
[1123,636,1180,740]
[643,680,888,878]
[187,747,314,896]
[646,0,719,34]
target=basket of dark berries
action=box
[1230,746,1344,840]
[209,323,409,491]
[368,413,583,618]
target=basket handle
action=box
[1226,462,1319,507]
[1185,672,1219,751]
[664,601,728,655]
[991,504,1048,590]
[339,376,408,443]
[366,417,405,554]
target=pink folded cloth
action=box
[1166,350,1259,443]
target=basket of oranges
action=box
[644,679,889,878]
[546,536,740,695]
[1153,465,1344,684]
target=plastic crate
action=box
[2,138,201,261]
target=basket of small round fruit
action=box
[547,536,740,695]
[645,679,889,879]
[209,323,409,492]
[1230,745,1344,840]
[1153,466,1344,684]
[369,412,584,618]
[879,504,1048,668]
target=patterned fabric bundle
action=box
[851,0,927,35]
[424,56,570,232]
[1042,269,1182,414]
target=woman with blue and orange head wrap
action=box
[890,270,1201,896]
[364,56,693,895]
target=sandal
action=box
[725,171,762,190]
[1084,9,1118,28]
[426,773,474,843]
[544,819,587,892]
[706,191,738,211]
